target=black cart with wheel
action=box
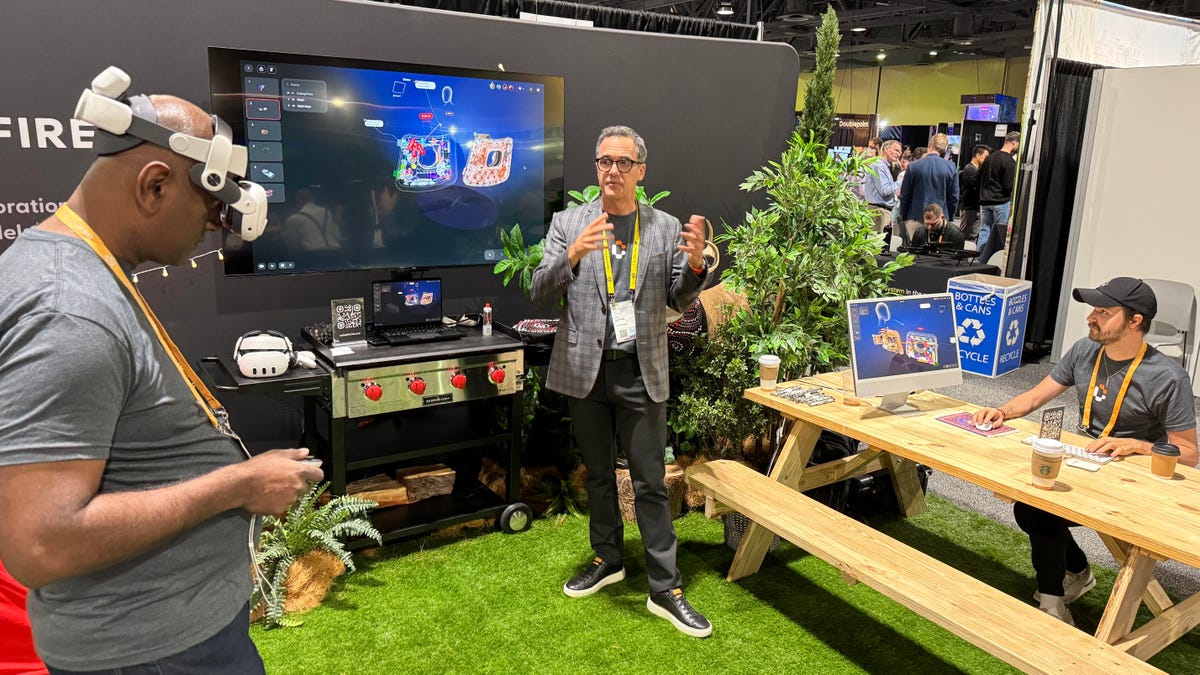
[198,326,532,543]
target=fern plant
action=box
[252,482,381,629]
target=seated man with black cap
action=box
[974,277,1198,625]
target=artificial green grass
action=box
[253,497,1200,673]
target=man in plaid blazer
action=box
[531,126,712,637]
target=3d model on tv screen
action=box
[209,48,564,276]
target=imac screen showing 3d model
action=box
[846,293,963,413]
[209,48,564,276]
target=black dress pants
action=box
[567,357,681,593]
[1013,502,1090,596]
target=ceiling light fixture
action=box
[929,50,938,56]
[716,1,734,16]
[876,52,886,60]
[851,26,867,32]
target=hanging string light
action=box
[132,248,223,284]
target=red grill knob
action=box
[489,367,505,384]
[364,383,383,401]
[408,378,426,396]
[450,372,468,389]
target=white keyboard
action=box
[1022,435,1115,464]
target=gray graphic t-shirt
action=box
[603,210,638,353]
[1050,337,1196,442]
[0,229,252,670]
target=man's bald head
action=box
[91,95,211,176]
[72,93,223,267]
[147,95,213,139]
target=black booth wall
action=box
[1019,59,1100,346]
[0,0,799,447]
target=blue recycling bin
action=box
[947,274,1032,377]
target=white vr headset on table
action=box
[73,66,268,242]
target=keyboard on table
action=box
[1022,436,1116,464]
[374,324,466,344]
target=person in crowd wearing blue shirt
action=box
[864,139,901,235]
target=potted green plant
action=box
[251,482,382,629]
[673,129,912,543]
[675,129,910,459]
[566,185,671,208]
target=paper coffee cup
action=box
[1031,438,1065,489]
[1151,443,1181,479]
[758,354,781,391]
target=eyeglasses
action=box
[595,157,643,173]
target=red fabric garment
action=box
[0,559,46,675]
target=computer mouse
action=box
[974,421,993,431]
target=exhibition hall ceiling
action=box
[582,0,1200,67]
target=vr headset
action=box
[73,66,268,242]
[233,329,295,378]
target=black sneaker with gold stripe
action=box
[647,588,712,638]
[562,557,625,598]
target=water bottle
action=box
[482,302,493,336]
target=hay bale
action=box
[699,282,748,337]
[283,550,345,614]
[616,465,688,522]
[519,467,551,515]
[478,457,507,499]
[615,468,637,523]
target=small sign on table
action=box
[1039,406,1065,440]
[331,297,366,345]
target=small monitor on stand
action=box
[846,293,963,415]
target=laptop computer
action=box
[370,278,465,345]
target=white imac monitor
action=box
[846,293,963,414]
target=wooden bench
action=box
[687,460,1162,674]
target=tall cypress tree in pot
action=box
[797,5,841,149]
[671,6,911,464]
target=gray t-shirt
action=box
[1050,337,1197,442]
[0,229,252,670]
[603,211,638,353]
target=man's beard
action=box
[1088,323,1124,344]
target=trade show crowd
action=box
[855,130,1021,266]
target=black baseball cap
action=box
[1072,277,1157,322]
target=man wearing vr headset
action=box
[974,276,1197,626]
[0,69,321,673]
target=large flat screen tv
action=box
[208,48,565,276]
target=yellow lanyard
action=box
[1082,342,1147,438]
[55,205,233,436]
[601,208,640,300]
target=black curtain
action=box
[378,0,760,39]
[1019,59,1100,346]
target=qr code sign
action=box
[335,303,363,330]
[330,298,366,343]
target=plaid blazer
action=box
[530,201,709,402]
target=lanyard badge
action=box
[602,209,640,344]
[1081,343,1147,438]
